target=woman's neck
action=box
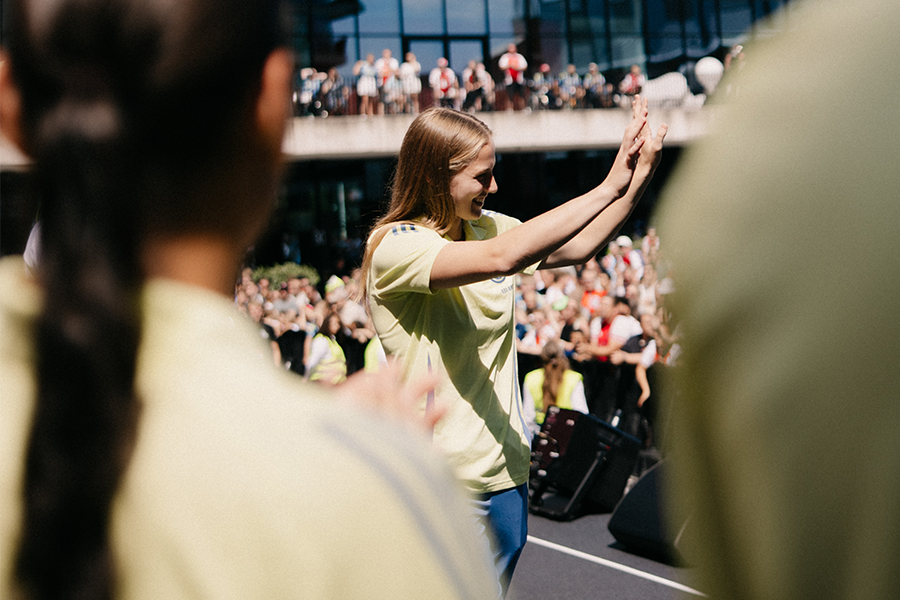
[141,235,243,297]
[448,218,465,241]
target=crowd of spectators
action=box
[292,46,731,117]
[235,226,680,454]
[234,266,377,384]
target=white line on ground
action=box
[526,535,707,597]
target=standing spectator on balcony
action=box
[477,63,496,111]
[319,67,348,116]
[557,64,583,109]
[529,63,555,110]
[429,58,458,108]
[374,49,400,114]
[353,53,378,116]
[619,64,646,98]
[499,44,528,111]
[399,52,422,114]
[583,63,606,108]
[462,60,485,112]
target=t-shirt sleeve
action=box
[479,211,539,276]
[370,223,449,298]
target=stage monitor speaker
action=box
[530,413,641,520]
[531,406,583,477]
[607,459,692,565]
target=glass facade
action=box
[290,0,793,79]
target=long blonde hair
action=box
[359,108,492,299]
[540,341,570,412]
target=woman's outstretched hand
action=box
[604,95,649,196]
[633,98,668,182]
[603,95,668,197]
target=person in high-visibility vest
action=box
[522,340,589,436]
[305,311,347,384]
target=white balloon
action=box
[695,56,725,94]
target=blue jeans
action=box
[470,483,528,597]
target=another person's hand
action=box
[338,364,444,433]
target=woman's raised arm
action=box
[429,99,652,290]
[540,96,668,268]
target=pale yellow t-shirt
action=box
[0,257,497,600]
[368,212,535,494]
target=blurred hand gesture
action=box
[338,363,444,433]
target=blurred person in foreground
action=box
[658,0,900,598]
[0,0,498,599]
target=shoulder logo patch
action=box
[391,224,418,235]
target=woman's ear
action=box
[0,53,27,156]
[255,48,294,156]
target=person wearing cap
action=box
[616,234,644,281]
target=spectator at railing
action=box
[399,52,422,114]
[583,63,609,108]
[429,57,459,109]
[319,67,349,116]
[557,64,584,109]
[374,49,400,114]
[462,60,495,113]
[499,43,528,111]
[353,53,378,116]
[619,64,646,97]
[529,63,559,110]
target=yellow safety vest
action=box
[309,334,347,384]
[524,369,582,425]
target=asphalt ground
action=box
[508,507,705,600]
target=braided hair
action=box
[5,1,286,598]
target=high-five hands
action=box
[605,95,668,196]
[632,95,668,180]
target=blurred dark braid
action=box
[6,0,285,598]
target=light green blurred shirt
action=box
[0,257,497,600]
[658,1,900,598]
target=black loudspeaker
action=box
[607,460,692,565]
[530,406,582,478]
[530,413,641,520]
